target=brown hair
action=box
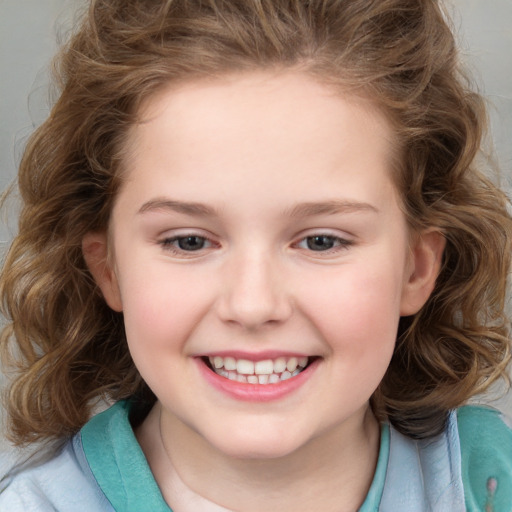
[1,0,511,444]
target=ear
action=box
[82,232,123,312]
[400,229,446,316]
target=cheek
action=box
[297,259,405,355]
[116,259,216,353]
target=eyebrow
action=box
[284,200,379,218]
[138,198,218,216]
[138,198,378,217]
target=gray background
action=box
[1,0,511,457]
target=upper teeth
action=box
[209,356,309,376]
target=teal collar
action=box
[359,423,389,511]
[81,400,388,511]
[81,401,171,511]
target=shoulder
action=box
[457,405,512,512]
[0,436,114,511]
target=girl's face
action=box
[85,71,443,459]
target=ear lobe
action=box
[400,229,446,316]
[82,232,123,312]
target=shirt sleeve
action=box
[457,405,512,512]
[0,477,62,511]
[0,437,114,512]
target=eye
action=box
[160,235,214,253]
[296,234,352,252]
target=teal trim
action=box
[358,423,389,511]
[81,401,172,512]
[80,400,390,512]
[458,405,512,512]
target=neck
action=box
[137,403,380,512]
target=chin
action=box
[206,427,311,460]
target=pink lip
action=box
[195,357,319,402]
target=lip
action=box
[195,356,320,402]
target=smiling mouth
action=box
[203,355,315,384]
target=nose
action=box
[216,249,293,330]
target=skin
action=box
[83,71,445,512]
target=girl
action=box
[1,0,511,510]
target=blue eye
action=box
[297,235,351,252]
[161,235,211,252]
[306,235,336,251]
[177,236,206,251]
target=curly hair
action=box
[1,0,511,444]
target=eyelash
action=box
[158,233,353,256]
[294,234,353,254]
[159,235,217,256]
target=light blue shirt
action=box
[1,401,511,511]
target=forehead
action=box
[130,70,395,154]
[118,71,400,211]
